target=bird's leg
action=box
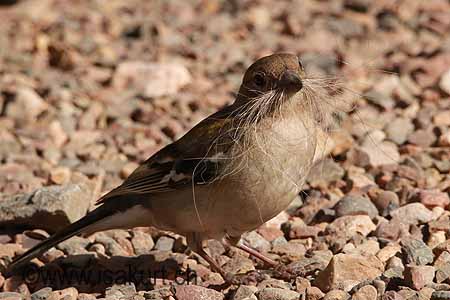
[224,235,277,266]
[187,233,233,284]
[224,235,294,280]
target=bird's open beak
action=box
[279,70,303,92]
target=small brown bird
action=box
[8,53,338,282]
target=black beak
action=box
[279,70,303,92]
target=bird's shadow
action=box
[8,251,198,293]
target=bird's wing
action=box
[96,106,237,204]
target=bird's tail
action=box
[6,205,113,275]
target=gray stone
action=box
[31,287,52,300]
[0,184,91,232]
[242,231,271,253]
[154,236,174,251]
[256,288,300,300]
[0,292,23,300]
[390,203,433,225]
[401,239,434,266]
[385,118,415,145]
[233,285,258,300]
[131,231,154,255]
[57,236,89,255]
[334,195,379,219]
[105,283,136,300]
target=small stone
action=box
[288,250,333,277]
[94,233,128,256]
[314,254,383,292]
[242,231,271,253]
[232,285,258,300]
[105,283,136,300]
[404,265,435,290]
[432,291,450,300]
[50,167,71,185]
[377,244,401,262]
[401,239,434,266]
[390,203,433,225]
[382,291,404,300]
[222,255,255,275]
[434,111,450,126]
[428,231,447,249]
[174,285,223,300]
[295,277,311,293]
[131,231,154,255]
[324,289,350,300]
[6,87,48,121]
[385,118,415,145]
[371,190,399,216]
[271,239,306,261]
[419,190,450,209]
[305,287,325,300]
[257,227,284,242]
[257,278,292,290]
[0,184,92,232]
[154,236,174,251]
[50,288,78,300]
[334,195,379,219]
[352,285,377,300]
[408,130,436,147]
[113,62,191,98]
[256,288,300,300]
[57,236,89,255]
[76,294,96,300]
[440,69,450,95]
[290,225,322,239]
[434,251,450,283]
[326,215,376,240]
[361,142,400,167]
[0,292,23,300]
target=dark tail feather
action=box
[6,206,112,275]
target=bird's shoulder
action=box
[96,106,237,204]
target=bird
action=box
[8,53,338,283]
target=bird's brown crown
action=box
[238,53,305,98]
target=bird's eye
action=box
[254,73,265,87]
[298,58,304,70]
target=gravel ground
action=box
[1,0,450,299]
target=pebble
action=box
[105,283,136,300]
[382,291,404,300]
[242,231,271,253]
[440,69,450,95]
[131,230,154,255]
[419,190,450,209]
[50,288,78,300]
[401,238,434,266]
[232,285,258,300]
[434,251,450,283]
[154,236,175,252]
[361,142,400,167]
[385,118,415,145]
[371,190,399,217]
[0,184,92,232]
[222,255,255,275]
[390,203,433,225]
[174,285,223,300]
[404,265,436,290]
[334,195,379,219]
[314,254,383,292]
[0,292,23,300]
[305,287,325,300]
[323,289,350,300]
[113,62,191,98]
[352,285,377,300]
[256,288,300,300]
[31,287,53,300]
